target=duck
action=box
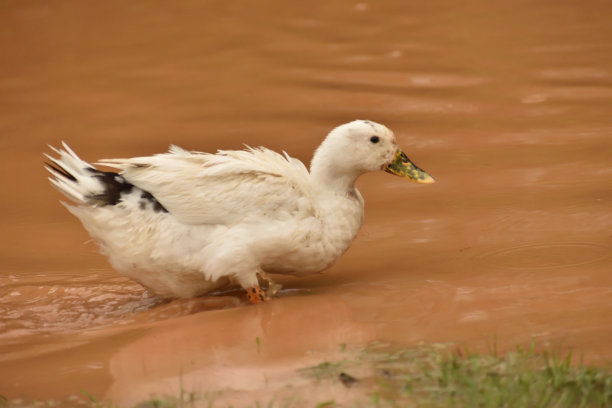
[45,120,434,303]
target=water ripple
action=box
[0,275,165,338]
[475,242,610,270]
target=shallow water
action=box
[1,0,611,405]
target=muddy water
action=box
[1,0,612,404]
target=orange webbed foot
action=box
[245,286,269,304]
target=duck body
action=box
[46,120,433,300]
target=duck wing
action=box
[99,146,314,225]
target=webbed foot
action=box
[245,285,269,304]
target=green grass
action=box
[298,343,612,408]
[2,343,610,407]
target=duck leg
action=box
[257,270,282,297]
[235,266,270,304]
[245,286,268,303]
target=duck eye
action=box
[370,136,380,144]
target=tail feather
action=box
[45,143,105,204]
[48,174,85,203]
[46,143,169,214]
[45,159,76,181]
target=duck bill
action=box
[383,149,435,183]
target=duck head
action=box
[310,120,434,189]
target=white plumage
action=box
[46,120,433,302]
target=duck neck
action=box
[310,161,363,195]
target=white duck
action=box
[46,120,434,303]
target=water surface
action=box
[1,0,611,405]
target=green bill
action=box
[384,149,435,183]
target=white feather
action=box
[99,145,313,225]
[45,143,106,204]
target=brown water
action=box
[1,0,612,405]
